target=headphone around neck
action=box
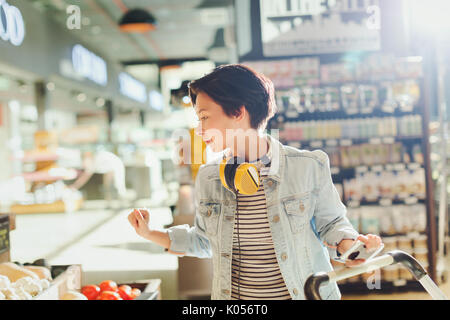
[219,156,260,195]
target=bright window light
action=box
[410,0,450,34]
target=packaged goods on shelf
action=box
[339,143,409,168]
[276,80,420,116]
[248,54,422,88]
[399,267,414,281]
[359,207,381,235]
[343,168,426,203]
[382,265,400,282]
[413,248,428,265]
[243,58,320,88]
[347,204,427,236]
[279,116,421,142]
[413,234,428,249]
[320,62,356,83]
[397,235,414,254]
[267,53,433,291]
[381,236,398,251]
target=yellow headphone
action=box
[219,156,261,195]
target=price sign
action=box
[326,139,338,147]
[310,140,323,148]
[379,198,392,206]
[340,139,352,146]
[330,167,340,175]
[404,197,418,205]
[372,165,383,172]
[356,166,368,173]
[347,200,360,208]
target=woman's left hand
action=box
[337,234,383,267]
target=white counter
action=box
[48,206,179,299]
[10,207,114,263]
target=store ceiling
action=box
[28,0,234,83]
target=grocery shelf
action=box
[264,52,438,290]
[283,136,423,149]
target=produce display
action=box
[0,260,147,300]
[0,262,52,300]
[81,280,141,300]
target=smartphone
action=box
[336,240,384,263]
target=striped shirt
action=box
[231,162,292,300]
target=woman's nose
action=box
[194,124,203,137]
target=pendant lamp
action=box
[119,8,156,32]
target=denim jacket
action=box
[167,134,359,300]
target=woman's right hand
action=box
[128,208,151,240]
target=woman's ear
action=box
[235,105,246,121]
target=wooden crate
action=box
[34,265,82,300]
[10,199,83,214]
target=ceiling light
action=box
[77,93,87,102]
[119,8,157,33]
[182,96,191,105]
[46,82,55,91]
[95,97,105,107]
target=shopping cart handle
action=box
[304,272,330,300]
[304,250,431,300]
[388,250,427,280]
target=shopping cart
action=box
[304,250,449,300]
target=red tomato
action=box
[98,291,122,300]
[81,284,101,300]
[99,280,118,292]
[130,288,141,299]
[118,285,132,300]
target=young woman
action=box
[128,64,382,300]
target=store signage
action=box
[118,73,147,103]
[260,0,381,57]
[0,0,25,46]
[149,90,164,111]
[72,44,108,86]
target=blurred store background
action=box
[0,0,449,300]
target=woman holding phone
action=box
[128,64,382,300]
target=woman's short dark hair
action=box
[188,64,277,130]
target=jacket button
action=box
[267,180,273,187]
[281,253,287,261]
[222,289,230,295]
[299,202,305,212]
[293,288,299,295]
[225,216,233,221]
[221,253,230,258]
[272,215,280,223]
